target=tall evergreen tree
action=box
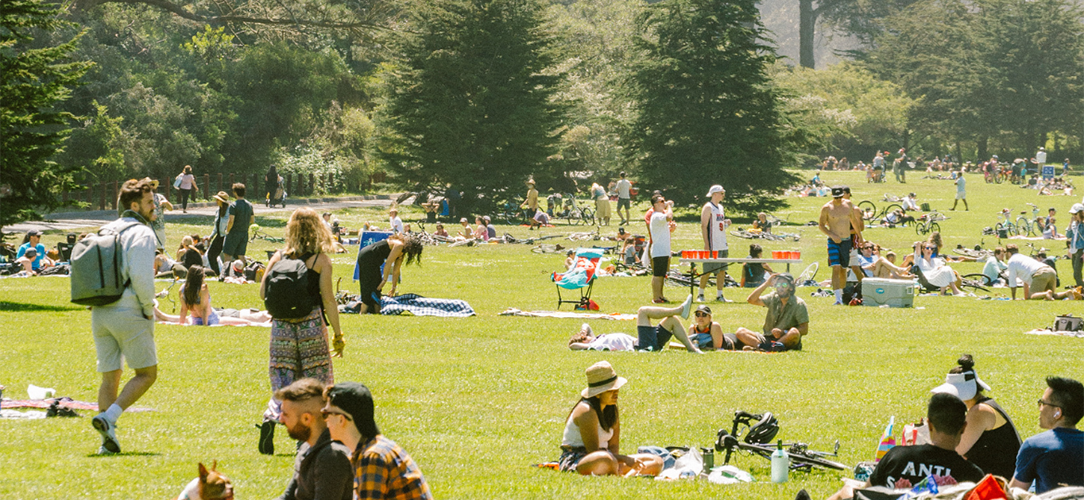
[1,0,92,228]
[624,0,798,213]
[376,0,564,212]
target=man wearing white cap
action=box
[698,185,731,302]
[1066,203,1084,288]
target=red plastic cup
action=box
[795,251,801,259]
[771,251,780,259]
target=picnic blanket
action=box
[378,293,475,317]
[499,308,636,320]
[1,397,154,412]
[1025,329,1084,338]
[338,294,476,317]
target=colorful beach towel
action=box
[499,308,636,321]
[378,293,475,317]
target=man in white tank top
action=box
[699,185,731,302]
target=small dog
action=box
[177,462,234,500]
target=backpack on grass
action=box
[70,221,140,306]
[263,252,317,319]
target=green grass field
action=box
[2,170,1082,499]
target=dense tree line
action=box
[2,0,1081,225]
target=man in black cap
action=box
[322,382,432,499]
[16,229,46,271]
[819,187,862,305]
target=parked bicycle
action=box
[914,211,947,236]
[714,410,846,472]
[858,200,903,221]
[498,200,530,226]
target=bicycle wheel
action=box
[789,453,848,471]
[884,204,903,216]
[995,173,1004,184]
[581,208,595,226]
[1016,217,1032,236]
[797,262,819,282]
[929,222,940,234]
[961,273,993,286]
[858,201,877,220]
[915,222,927,236]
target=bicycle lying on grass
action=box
[714,410,846,472]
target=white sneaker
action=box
[680,294,694,320]
[92,414,120,454]
[696,294,705,303]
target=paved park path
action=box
[5,194,399,234]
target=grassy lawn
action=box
[1,170,1082,499]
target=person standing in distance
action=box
[176,165,197,213]
[148,180,173,252]
[522,180,539,219]
[90,178,160,454]
[951,170,968,211]
[698,185,731,303]
[220,183,255,266]
[649,194,675,303]
[615,172,632,225]
[819,186,862,305]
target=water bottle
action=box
[771,440,789,483]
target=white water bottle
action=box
[771,440,789,483]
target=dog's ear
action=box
[199,462,209,481]
[211,460,218,472]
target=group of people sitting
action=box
[12,230,64,275]
[553,355,1083,500]
[569,273,809,354]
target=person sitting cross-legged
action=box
[732,273,808,351]
[824,393,985,500]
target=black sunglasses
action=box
[694,312,709,317]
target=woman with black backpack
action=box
[255,207,343,455]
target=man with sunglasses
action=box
[1010,376,1084,493]
[733,273,809,351]
[275,378,353,500]
[323,382,431,499]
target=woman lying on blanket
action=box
[153,302,271,326]
[556,361,664,476]
[568,298,701,353]
[177,265,270,326]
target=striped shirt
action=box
[353,435,431,500]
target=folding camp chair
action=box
[552,248,604,309]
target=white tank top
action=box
[706,202,727,251]
[561,408,614,449]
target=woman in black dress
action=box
[355,233,423,314]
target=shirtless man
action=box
[819,186,862,305]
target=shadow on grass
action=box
[0,301,84,312]
[85,451,161,458]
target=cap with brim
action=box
[1070,204,1083,214]
[931,371,991,401]
[582,361,628,398]
[213,191,230,204]
[24,248,37,257]
[326,382,375,435]
[706,185,724,197]
[831,187,845,198]
[150,179,160,188]
[695,304,712,315]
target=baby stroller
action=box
[266,175,286,208]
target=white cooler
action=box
[862,278,915,308]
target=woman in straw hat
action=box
[557,361,664,476]
[206,191,231,276]
[930,354,1021,478]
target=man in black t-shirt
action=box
[826,393,984,500]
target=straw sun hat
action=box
[581,361,627,398]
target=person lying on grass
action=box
[824,393,984,500]
[152,300,271,326]
[568,296,701,353]
[177,265,271,326]
[556,361,664,477]
[732,273,808,351]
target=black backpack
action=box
[264,252,317,319]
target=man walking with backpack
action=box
[87,178,160,454]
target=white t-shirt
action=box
[585,333,636,351]
[390,216,404,234]
[903,197,919,211]
[704,202,727,251]
[1036,150,1047,165]
[650,211,671,258]
[956,176,966,194]
[1006,253,1046,287]
[616,179,631,199]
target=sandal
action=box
[257,420,275,455]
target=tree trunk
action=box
[977,136,988,162]
[799,0,816,68]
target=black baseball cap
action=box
[831,186,845,198]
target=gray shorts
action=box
[703,249,729,273]
[617,198,631,210]
[92,306,157,372]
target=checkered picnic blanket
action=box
[379,294,476,317]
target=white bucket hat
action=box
[931,370,991,401]
[706,185,724,197]
[581,361,627,398]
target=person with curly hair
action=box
[354,233,423,314]
[256,207,344,454]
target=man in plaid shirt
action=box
[323,382,431,499]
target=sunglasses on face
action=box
[694,312,709,318]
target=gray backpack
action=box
[70,221,140,306]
